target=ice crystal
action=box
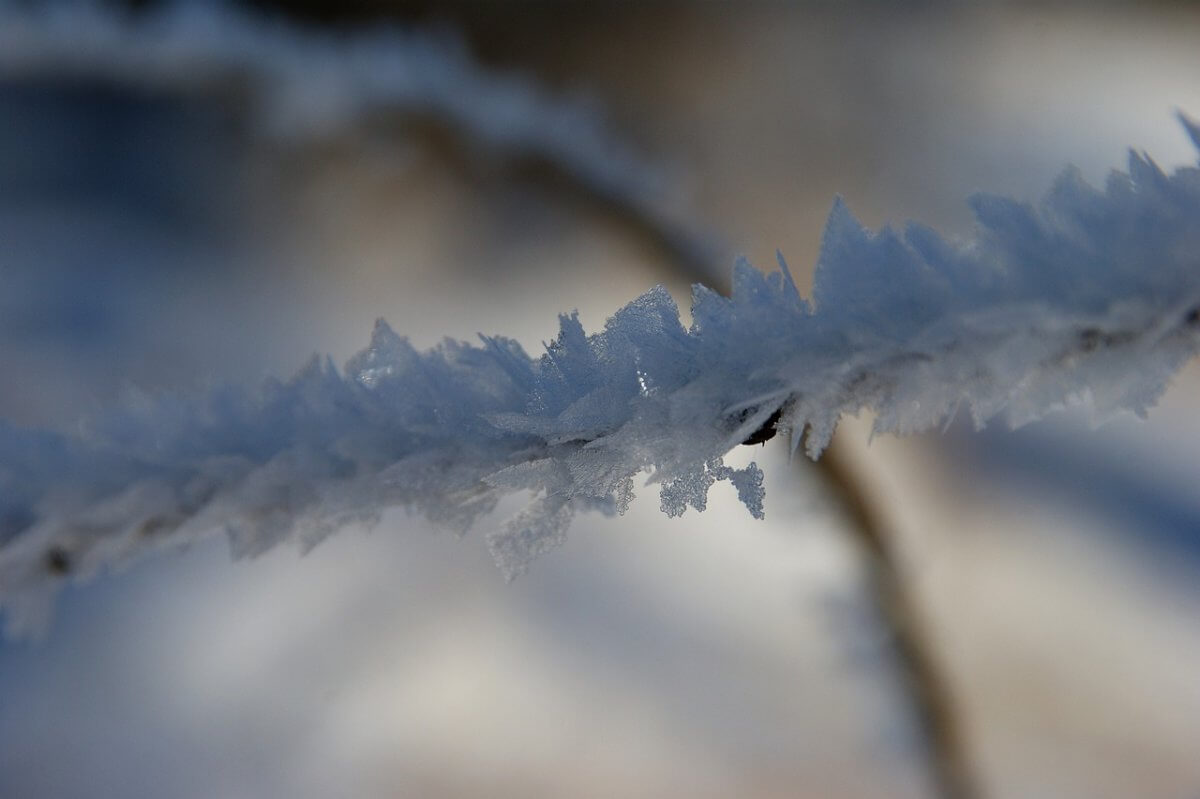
[2,118,1200,634]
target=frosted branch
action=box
[2,117,1200,635]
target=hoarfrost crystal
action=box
[2,118,1200,635]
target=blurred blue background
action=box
[2,2,1200,798]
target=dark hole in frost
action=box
[741,406,783,446]
[44,546,71,576]
[1079,328,1102,352]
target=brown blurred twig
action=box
[812,438,980,799]
[412,59,981,799]
[535,148,982,799]
[640,239,982,797]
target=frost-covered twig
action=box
[2,118,1200,636]
[0,0,717,277]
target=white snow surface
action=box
[2,119,1200,634]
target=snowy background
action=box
[2,2,1200,798]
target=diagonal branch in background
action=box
[0,1,722,284]
[810,442,980,799]
[633,172,985,799]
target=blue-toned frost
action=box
[2,119,1200,634]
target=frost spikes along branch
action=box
[3,119,1200,636]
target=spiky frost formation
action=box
[2,119,1199,635]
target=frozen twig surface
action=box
[2,115,1200,635]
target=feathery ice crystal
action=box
[2,117,1200,635]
